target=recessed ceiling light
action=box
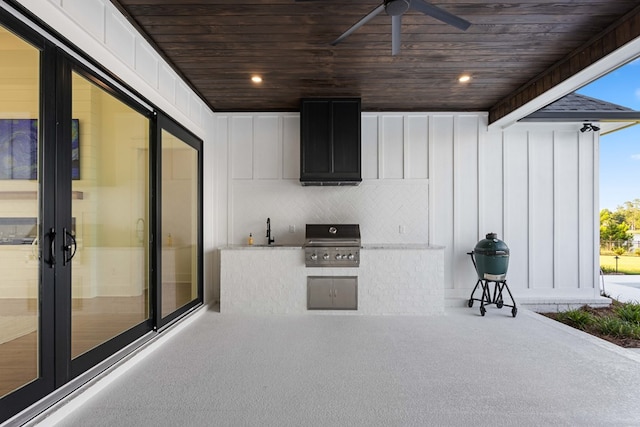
[251,75,262,83]
[459,75,471,83]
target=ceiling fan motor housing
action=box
[385,0,410,16]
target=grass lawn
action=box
[600,255,640,275]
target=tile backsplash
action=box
[231,180,428,245]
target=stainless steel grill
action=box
[304,224,361,267]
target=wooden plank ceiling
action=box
[111,0,640,120]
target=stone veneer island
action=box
[220,244,444,315]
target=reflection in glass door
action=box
[70,71,150,359]
[160,127,200,319]
[0,25,42,399]
[1,9,203,422]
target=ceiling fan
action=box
[302,0,471,56]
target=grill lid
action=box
[304,224,360,247]
[474,232,510,256]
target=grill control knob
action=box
[323,253,330,260]
[310,253,318,261]
[336,254,343,260]
[348,254,355,261]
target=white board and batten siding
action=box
[429,120,599,302]
[218,113,600,304]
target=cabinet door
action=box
[300,100,332,175]
[331,277,358,310]
[300,98,361,182]
[332,100,361,175]
[307,277,333,309]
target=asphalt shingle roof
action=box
[539,93,634,113]
[521,92,640,122]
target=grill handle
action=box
[305,239,360,245]
[474,249,509,256]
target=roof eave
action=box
[519,111,640,122]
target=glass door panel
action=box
[0,26,41,398]
[70,72,150,358]
[161,129,198,317]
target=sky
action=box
[576,57,640,212]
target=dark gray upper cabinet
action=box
[300,98,361,186]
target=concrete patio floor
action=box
[602,274,640,303]
[33,304,640,427]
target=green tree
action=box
[600,208,633,249]
[620,199,640,231]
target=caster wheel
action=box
[468,299,474,308]
[496,300,504,309]
[512,307,518,317]
[480,306,486,317]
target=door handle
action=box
[49,228,56,268]
[63,227,77,266]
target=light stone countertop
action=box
[221,244,444,250]
[221,244,302,250]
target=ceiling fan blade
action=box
[391,15,401,56]
[410,0,471,31]
[331,4,385,46]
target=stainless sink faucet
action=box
[266,218,275,245]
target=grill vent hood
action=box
[300,98,361,186]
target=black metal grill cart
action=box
[467,233,517,317]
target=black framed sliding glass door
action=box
[156,113,203,328]
[0,12,156,420]
[66,65,154,377]
[0,16,57,421]
[0,6,203,423]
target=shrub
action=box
[595,317,640,340]
[600,265,615,274]
[614,302,640,324]
[544,301,640,346]
[556,309,594,330]
[635,248,640,256]
[613,247,626,256]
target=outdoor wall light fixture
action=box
[580,123,600,133]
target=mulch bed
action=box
[543,302,640,348]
